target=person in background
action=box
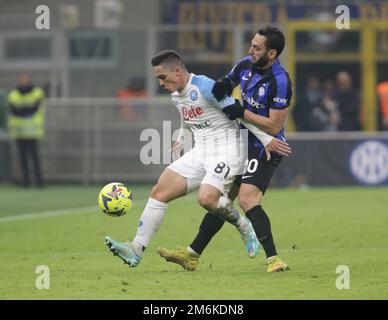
[377,80,388,131]
[309,79,340,131]
[116,77,147,121]
[293,76,322,132]
[0,89,7,130]
[321,79,340,131]
[334,71,361,131]
[7,73,45,187]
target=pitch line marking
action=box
[0,194,195,224]
[0,206,98,223]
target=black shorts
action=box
[234,154,282,194]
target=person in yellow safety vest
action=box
[377,81,388,131]
[7,73,45,187]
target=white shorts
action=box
[167,146,246,194]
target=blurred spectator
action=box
[377,80,388,131]
[334,71,361,131]
[0,89,7,130]
[322,78,335,98]
[318,79,340,131]
[116,77,147,121]
[293,76,322,131]
[294,76,340,132]
[7,73,45,187]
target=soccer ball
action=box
[98,182,133,217]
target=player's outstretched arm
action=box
[172,114,191,158]
[214,98,292,160]
[170,141,184,159]
[239,118,292,160]
[243,108,289,136]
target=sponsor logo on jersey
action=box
[192,120,212,130]
[190,90,198,101]
[241,92,265,109]
[242,72,251,81]
[182,106,203,120]
[273,96,288,104]
[258,87,265,96]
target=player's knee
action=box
[150,184,166,202]
[198,193,218,211]
[239,194,258,212]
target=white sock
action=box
[216,196,250,236]
[133,198,167,256]
[187,246,200,257]
[267,255,278,262]
[231,208,251,236]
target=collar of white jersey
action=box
[172,73,194,97]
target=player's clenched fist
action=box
[211,77,233,101]
[222,100,246,120]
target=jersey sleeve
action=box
[238,119,273,146]
[268,72,292,110]
[226,56,252,86]
[192,75,235,109]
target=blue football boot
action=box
[241,218,260,258]
[105,236,141,267]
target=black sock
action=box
[189,212,225,255]
[246,205,277,258]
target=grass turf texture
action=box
[0,185,387,299]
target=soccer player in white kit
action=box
[105,50,291,268]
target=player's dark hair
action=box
[257,26,285,57]
[151,50,186,70]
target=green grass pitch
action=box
[0,185,387,299]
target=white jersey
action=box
[168,73,273,194]
[171,73,240,150]
[171,73,273,150]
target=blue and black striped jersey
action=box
[226,56,292,158]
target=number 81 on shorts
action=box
[214,162,231,179]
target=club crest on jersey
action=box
[259,87,265,96]
[190,90,198,101]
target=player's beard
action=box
[254,52,270,70]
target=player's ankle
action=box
[132,240,145,257]
[187,246,200,257]
[267,255,278,262]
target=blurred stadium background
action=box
[0,0,387,186]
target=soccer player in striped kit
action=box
[158,26,292,272]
